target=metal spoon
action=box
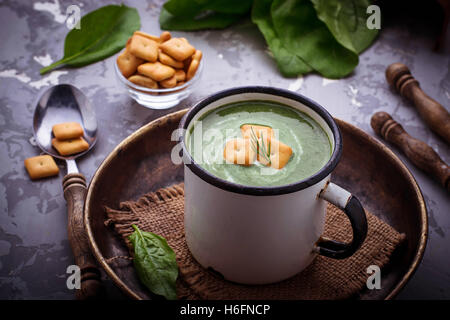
[33,84,104,299]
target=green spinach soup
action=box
[186,100,332,187]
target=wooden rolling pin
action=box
[385,63,450,145]
[371,111,450,192]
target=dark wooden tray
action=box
[84,109,427,300]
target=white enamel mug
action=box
[179,87,367,285]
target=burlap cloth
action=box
[104,183,405,300]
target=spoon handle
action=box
[385,62,450,144]
[371,111,450,191]
[63,173,105,299]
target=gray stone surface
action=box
[0,0,448,299]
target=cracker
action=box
[158,50,184,68]
[125,37,132,49]
[138,62,175,81]
[240,124,274,140]
[159,75,177,88]
[52,137,89,156]
[117,50,144,78]
[258,138,292,169]
[133,30,161,43]
[160,31,171,42]
[129,34,158,62]
[223,138,256,166]
[160,38,195,61]
[186,59,199,80]
[192,49,202,62]
[52,122,84,140]
[128,74,158,89]
[24,155,59,180]
[174,69,186,82]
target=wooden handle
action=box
[386,62,450,144]
[63,173,105,299]
[371,112,450,191]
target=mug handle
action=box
[316,182,368,259]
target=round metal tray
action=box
[85,109,427,300]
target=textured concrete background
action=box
[0,0,449,299]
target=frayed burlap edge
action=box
[104,183,185,250]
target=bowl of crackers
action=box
[115,30,203,109]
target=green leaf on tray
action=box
[271,0,358,79]
[251,0,312,77]
[129,224,178,300]
[40,4,140,75]
[310,0,379,54]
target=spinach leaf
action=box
[164,0,253,16]
[310,0,378,54]
[129,225,178,300]
[160,0,253,31]
[40,4,140,75]
[251,0,312,77]
[160,7,244,31]
[271,0,359,79]
[158,0,378,79]
[206,0,253,14]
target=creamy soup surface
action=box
[187,100,332,187]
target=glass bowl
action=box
[114,53,203,109]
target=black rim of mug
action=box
[179,86,343,196]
